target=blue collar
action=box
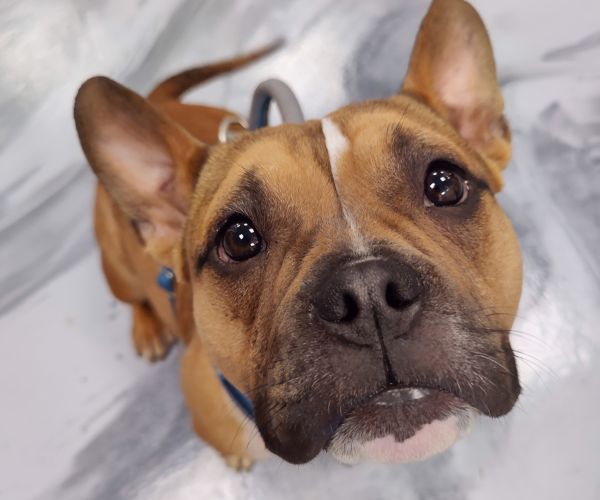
[157,267,255,420]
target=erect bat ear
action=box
[74,76,208,270]
[401,0,510,191]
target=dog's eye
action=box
[424,161,469,207]
[218,217,263,262]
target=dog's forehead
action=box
[323,96,494,183]
[234,121,332,181]
[189,96,494,246]
[221,121,337,212]
[248,96,494,196]
[187,121,339,244]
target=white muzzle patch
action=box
[329,410,475,465]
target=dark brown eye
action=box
[218,217,263,262]
[424,161,469,207]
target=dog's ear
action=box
[401,0,509,191]
[74,77,207,270]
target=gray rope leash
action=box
[218,78,304,143]
[248,78,304,129]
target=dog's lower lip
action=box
[371,387,431,406]
[323,385,469,454]
[339,384,467,426]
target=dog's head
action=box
[74,0,522,464]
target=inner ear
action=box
[74,76,208,266]
[400,0,510,190]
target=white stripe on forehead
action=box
[321,117,368,254]
[321,117,349,195]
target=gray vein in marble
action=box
[39,352,192,500]
[2,0,600,499]
[0,168,95,313]
[543,29,600,61]
[532,103,600,282]
[344,2,425,102]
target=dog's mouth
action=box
[369,386,436,405]
[326,385,474,464]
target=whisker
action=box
[512,349,558,380]
[472,353,512,375]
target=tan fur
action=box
[74,0,523,468]
[78,48,277,462]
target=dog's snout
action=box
[315,263,417,323]
[313,258,422,345]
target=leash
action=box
[158,79,304,421]
[218,78,304,141]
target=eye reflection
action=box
[424,161,469,207]
[219,218,262,262]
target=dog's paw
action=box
[224,454,255,472]
[135,330,176,362]
[132,303,176,362]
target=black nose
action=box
[313,258,422,346]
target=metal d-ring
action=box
[218,114,249,144]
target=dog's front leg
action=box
[131,301,175,361]
[181,336,267,470]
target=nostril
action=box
[385,282,415,310]
[340,293,359,322]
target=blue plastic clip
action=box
[157,266,176,311]
[157,267,175,293]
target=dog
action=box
[73,0,522,470]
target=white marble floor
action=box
[1,1,599,499]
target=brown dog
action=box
[74,0,522,469]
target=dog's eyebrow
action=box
[389,126,490,190]
[195,169,272,274]
[390,125,451,169]
[217,168,270,221]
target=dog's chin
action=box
[326,387,475,464]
